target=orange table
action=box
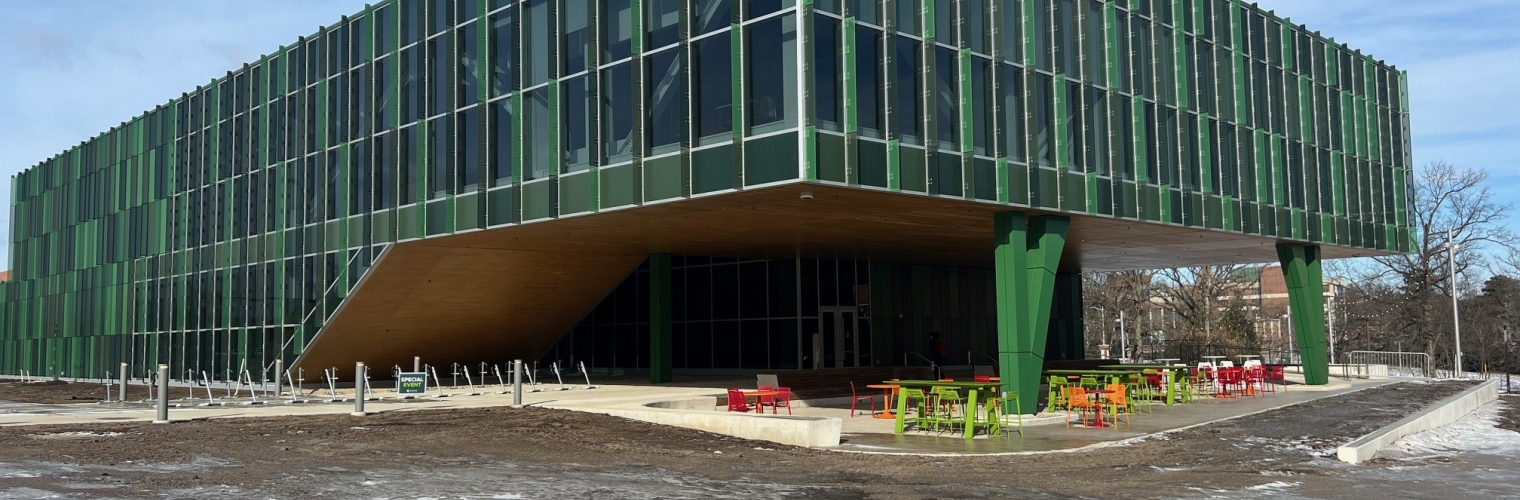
[740,390,778,414]
[865,384,899,419]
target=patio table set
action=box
[1044,360,1287,429]
[855,377,1022,439]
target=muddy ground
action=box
[0,380,1478,499]
[1500,395,1520,434]
[0,380,195,405]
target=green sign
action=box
[397,372,427,395]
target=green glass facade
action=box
[1,0,1411,380]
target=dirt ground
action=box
[0,380,195,405]
[0,380,1476,499]
[1499,395,1520,433]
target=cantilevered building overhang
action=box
[4,1,1410,405]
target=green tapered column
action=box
[649,254,673,383]
[1276,243,1329,385]
[995,213,1070,414]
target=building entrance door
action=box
[820,307,858,369]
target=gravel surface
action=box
[0,380,1473,499]
[1,380,195,405]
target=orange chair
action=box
[1103,384,1132,429]
[758,384,777,412]
[1065,387,1097,428]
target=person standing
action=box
[928,331,948,379]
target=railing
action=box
[903,352,938,371]
[1345,351,1432,378]
[966,351,999,366]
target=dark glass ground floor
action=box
[541,255,1085,373]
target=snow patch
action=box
[1246,481,1300,491]
[1378,402,1520,460]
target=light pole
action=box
[1446,230,1463,377]
[1118,311,1127,362]
[1284,312,1294,364]
[1088,307,1107,343]
[1327,293,1336,363]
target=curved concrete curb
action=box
[1336,379,1500,464]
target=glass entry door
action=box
[819,307,858,369]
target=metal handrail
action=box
[903,352,938,370]
[1345,350,1432,378]
[967,351,999,366]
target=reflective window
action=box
[1001,64,1023,160]
[971,59,992,156]
[400,126,418,202]
[491,99,514,185]
[1033,73,1052,167]
[525,87,552,179]
[1000,0,1020,60]
[856,27,884,138]
[457,106,482,190]
[457,0,478,24]
[694,0,731,35]
[429,35,453,115]
[430,0,454,36]
[458,23,481,108]
[401,46,421,124]
[352,64,370,140]
[428,116,453,197]
[694,35,733,142]
[376,4,394,54]
[646,49,685,153]
[814,16,841,132]
[563,75,591,171]
[934,47,958,149]
[748,0,793,20]
[525,0,550,86]
[602,63,634,163]
[747,15,797,134]
[402,0,420,45]
[489,8,516,97]
[562,0,590,73]
[895,0,919,36]
[964,0,989,53]
[605,0,633,60]
[332,26,349,76]
[854,0,879,25]
[893,36,921,144]
[351,139,371,214]
[375,56,392,132]
[1033,0,1049,71]
[648,0,680,49]
[375,132,394,208]
[934,0,954,44]
[1053,0,1076,74]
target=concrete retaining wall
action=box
[602,404,842,448]
[1336,379,1500,464]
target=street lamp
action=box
[1447,231,1459,375]
[1088,306,1107,343]
[1117,311,1127,362]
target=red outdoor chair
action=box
[973,375,992,383]
[849,381,875,418]
[1268,365,1286,391]
[726,388,753,412]
[773,387,794,415]
[758,384,777,413]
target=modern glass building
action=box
[0,0,1410,407]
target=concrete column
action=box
[1277,243,1329,385]
[119,362,129,403]
[352,362,367,416]
[649,254,673,383]
[153,364,170,424]
[995,213,1069,414]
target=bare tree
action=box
[1082,271,1154,356]
[1365,161,1515,365]
[1151,266,1259,346]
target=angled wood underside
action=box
[294,184,1389,377]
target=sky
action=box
[0,1,1516,269]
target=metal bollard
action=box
[352,363,366,416]
[512,359,524,408]
[274,359,283,398]
[119,362,129,404]
[414,356,421,373]
[153,365,170,424]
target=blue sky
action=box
[0,1,1516,268]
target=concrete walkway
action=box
[0,374,1397,455]
[816,377,1394,455]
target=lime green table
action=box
[888,380,1004,439]
[1101,364,1186,406]
[1043,369,1143,385]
